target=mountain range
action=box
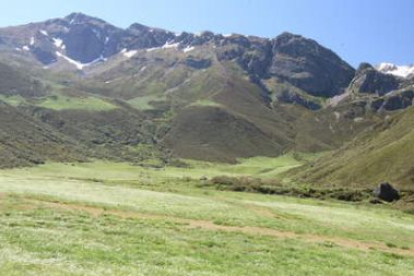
[0,13,413,188]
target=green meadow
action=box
[37,95,116,111]
[0,157,413,275]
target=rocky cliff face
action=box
[349,63,401,96]
[346,63,414,112]
[269,33,355,97]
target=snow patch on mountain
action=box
[146,46,161,52]
[183,46,195,53]
[39,30,48,36]
[146,41,180,52]
[121,48,138,58]
[53,38,64,49]
[377,62,414,78]
[162,41,179,49]
[56,52,105,70]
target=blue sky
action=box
[2,0,413,67]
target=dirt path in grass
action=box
[30,199,414,257]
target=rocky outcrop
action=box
[64,25,106,63]
[126,23,175,49]
[349,63,401,96]
[269,33,355,97]
[276,90,321,110]
[378,90,414,111]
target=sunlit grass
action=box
[0,95,26,106]
[37,95,116,111]
[127,95,166,110]
[0,158,413,275]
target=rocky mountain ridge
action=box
[0,13,412,171]
[0,13,355,100]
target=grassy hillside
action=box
[0,44,393,166]
[37,94,116,111]
[288,106,414,190]
[0,61,45,97]
[0,101,86,168]
[164,106,284,162]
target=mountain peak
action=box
[64,12,108,25]
[272,32,322,54]
[276,32,302,39]
[357,62,374,71]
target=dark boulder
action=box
[373,182,400,202]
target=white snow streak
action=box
[146,46,161,52]
[162,41,179,49]
[183,46,195,53]
[39,30,48,36]
[56,52,105,70]
[121,48,138,58]
[53,38,64,48]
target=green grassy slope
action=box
[164,106,284,162]
[37,94,116,111]
[0,46,388,165]
[0,61,45,97]
[0,101,86,168]
[288,106,414,190]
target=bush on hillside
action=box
[209,175,281,192]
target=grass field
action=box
[0,95,26,106]
[127,95,166,110]
[37,95,116,111]
[0,158,413,275]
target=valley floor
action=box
[0,159,413,275]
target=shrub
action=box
[209,176,280,193]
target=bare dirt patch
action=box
[34,199,414,257]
